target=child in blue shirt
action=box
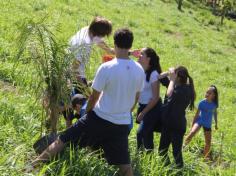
[185,85,218,159]
[63,94,87,128]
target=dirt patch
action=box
[173,32,183,39]
[0,80,17,93]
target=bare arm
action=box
[166,80,175,97]
[166,68,176,97]
[214,109,218,130]
[97,42,141,58]
[137,81,160,122]
[192,109,200,126]
[97,42,115,55]
[86,88,101,113]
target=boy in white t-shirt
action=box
[31,28,145,176]
[69,16,113,81]
[69,16,141,84]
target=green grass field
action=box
[0,0,236,175]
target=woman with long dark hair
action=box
[136,47,163,150]
[159,66,196,168]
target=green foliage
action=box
[16,18,74,133]
[0,0,236,175]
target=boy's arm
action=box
[97,42,115,55]
[214,110,218,130]
[192,109,200,126]
[97,42,141,58]
[85,89,101,113]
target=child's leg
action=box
[185,123,201,145]
[203,128,212,159]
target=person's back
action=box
[32,28,144,176]
[159,66,195,168]
[93,58,144,124]
[163,84,192,133]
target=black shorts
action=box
[59,111,130,165]
[203,126,211,132]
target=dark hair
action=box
[71,94,86,108]
[88,16,112,37]
[143,47,162,82]
[113,28,133,49]
[210,85,219,108]
[175,66,196,110]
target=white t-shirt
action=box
[139,71,159,104]
[69,26,103,78]
[92,58,145,125]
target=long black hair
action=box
[143,47,162,82]
[175,66,196,110]
[210,85,219,108]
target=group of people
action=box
[30,16,219,176]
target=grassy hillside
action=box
[0,0,236,175]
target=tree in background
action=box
[177,0,183,11]
[220,0,233,24]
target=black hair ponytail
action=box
[175,66,196,111]
[210,85,219,108]
[188,75,196,110]
[143,48,162,82]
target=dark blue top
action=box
[196,99,217,128]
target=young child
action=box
[185,85,218,159]
[63,94,87,128]
[159,66,196,168]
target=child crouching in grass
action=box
[62,94,87,128]
[185,85,219,159]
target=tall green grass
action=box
[0,0,236,175]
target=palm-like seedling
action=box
[16,18,74,134]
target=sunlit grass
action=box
[0,0,236,175]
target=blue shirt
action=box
[196,99,217,128]
[80,102,87,117]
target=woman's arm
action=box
[137,81,160,122]
[166,68,176,97]
[166,80,175,98]
[214,109,218,130]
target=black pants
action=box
[158,129,184,168]
[137,100,162,150]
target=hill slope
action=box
[0,0,236,175]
